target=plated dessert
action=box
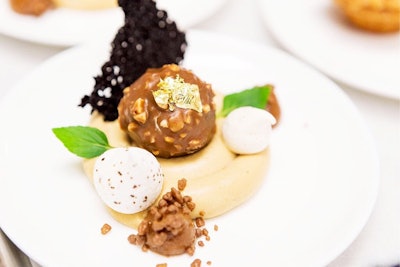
[0,19,381,267]
[53,0,280,264]
[334,0,400,32]
[79,64,279,226]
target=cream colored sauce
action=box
[53,0,117,10]
[83,113,270,229]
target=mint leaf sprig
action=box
[52,85,272,158]
[52,126,113,159]
[218,85,271,117]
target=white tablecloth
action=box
[0,0,399,266]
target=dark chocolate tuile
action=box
[79,0,187,121]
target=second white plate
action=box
[0,0,227,46]
[258,0,400,99]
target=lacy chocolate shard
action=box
[79,0,187,121]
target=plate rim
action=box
[257,0,400,100]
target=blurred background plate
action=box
[258,0,400,99]
[0,0,227,47]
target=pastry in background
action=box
[334,0,400,32]
[10,0,54,16]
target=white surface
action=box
[0,0,227,46]
[0,30,378,267]
[258,0,400,100]
[0,0,399,266]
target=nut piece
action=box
[168,114,185,132]
[164,136,175,143]
[191,259,202,267]
[101,223,112,235]
[131,98,148,124]
[160,119,168,128]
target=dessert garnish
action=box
[52,126,112,158]
[222,106,276,154]
[218,85,272,117]
[153,75,203,113]
[79,0,187,121]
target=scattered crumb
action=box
[127,234,138,244]
[156,264,167,267]
[213,225,218,231]
[195,217,205,227]
[191,259,201,267]
[100,223,112,235]
[178,178,187,191]
[202,229,209,236]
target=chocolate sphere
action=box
[118,64,216,158]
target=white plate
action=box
[0,0,227,46]
[258,0,400,99]
[0,30,379,267]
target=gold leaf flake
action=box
[153,75,202,112]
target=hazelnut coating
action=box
[118,64,216,158]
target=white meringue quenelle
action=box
[93,147,164,214]
[222,106,277,154]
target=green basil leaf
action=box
[52,126,112,158]
[218,85,271,117]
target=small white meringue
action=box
[222,106,276,154]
